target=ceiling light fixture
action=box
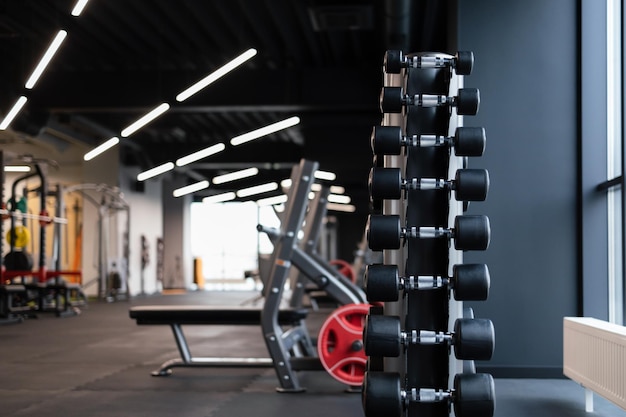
[230,116,300,146]
[83,137,120,161]
[327,203,356,213]
[212,167,259,184]
[71,0,90,16]
[4,166,31,173]
[175,143,225,166]
[330,185,345,194]
[121,103,170,137]
[314,170,336,181]
[25,30,67,89]
[0,96,28,130]
[203,192,237,204]
[176,48,258,102]
[236,182,278,198]
[328,194,351,204]
[137,162,175,181]
[173,180,210,197]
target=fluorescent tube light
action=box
[280,179,292,188]
[4,166,31,173]
[176,48,257,102]
[328,194,351,204]
[0,96,28,130]
[230,116,300,146]
[212,167,259,185]
[25,30,67,89]
[173,180,209,197]
[203,192,236,204]
[257,194,288,206]
[121,103,170,137]
[83,137,120,161]
[330,185,345,194]
[236,182,278,198]
[314,170,336,181]
[137,162,175,181]
[327,203,356,213]
[71,0,90,16]
[175,143,225,166]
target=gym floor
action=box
[0,290,624,417]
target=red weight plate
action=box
[329,259,356,283]
[317,303,369,386]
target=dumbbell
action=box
[380,86,480,115]
[384,50,474,76]
[363,371,495,417]
[364,315,495,360]
[367,214,490,251]
[364,263,490,302]
[369,167,489,202]
[371,125,486,157]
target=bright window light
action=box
[236,182,278,198]
[4,166,31,173]
[0,96,28,130]
[203,192,236,204]
[175,143,225,166]
[121,103,170,137]
[25,30,67,89]
[137,162,175,181]
[176,48,257,102]
[71,0,90,16]
[212,167,259,184]
[327,203,356,213]
[328,194,351,204]
[173,180,210,197]
[257,194,288,206]
[230,116,300,146]
[83,137,120,161]
[314,170,336,181]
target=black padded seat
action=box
[129,305,309,325]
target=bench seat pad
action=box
[129,305,308,325]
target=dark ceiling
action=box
[0,0,454,210]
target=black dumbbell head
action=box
[454,127,486,157]
[456,88,480,115]
[453,318,495,361]
[380,87,404,113]
[454,169,490,202]
[371,125,403,155]
[364,315,402,357]
[453,263,490,301]
[453,373,496,417]
[384,50,403,74]
[362,372,403,417]
[367,214,402,251]
[453,215,491,251]
[455,51,474,76]
[369,167,402,201]
[364,264,400,302]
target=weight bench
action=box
[129,305,319,377]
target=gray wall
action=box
[458,0,579,377]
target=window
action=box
[190,201,280,283]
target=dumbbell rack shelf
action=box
[362,50,495,417]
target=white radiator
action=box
[563,317,626,411]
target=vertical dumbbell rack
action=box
[362,50,496,417]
